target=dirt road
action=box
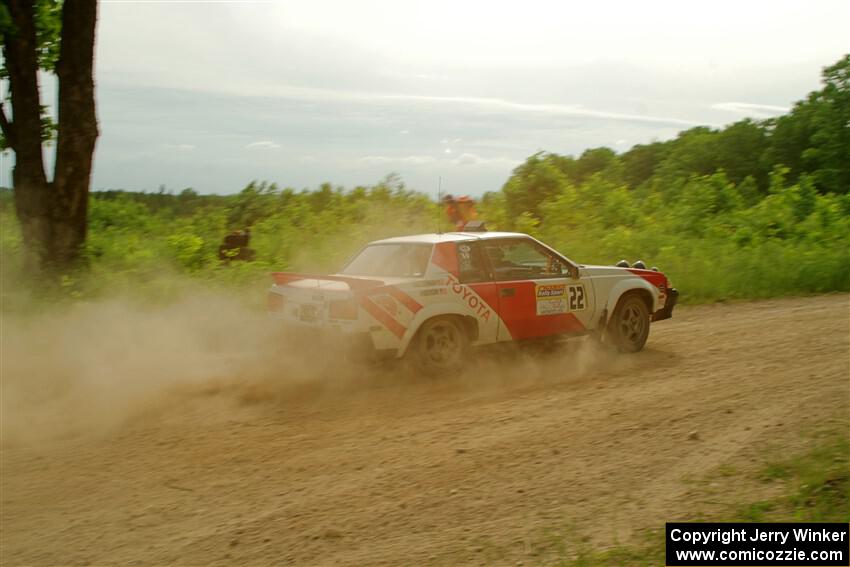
[2,294,848,566]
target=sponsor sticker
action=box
[536,284,568,315]
[537,284,567,298]
[536,284,586,315]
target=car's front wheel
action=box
[412,316,469,375]
[606,293,651,352]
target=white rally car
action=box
[268,232,678,372]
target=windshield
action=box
[341,243,433,278]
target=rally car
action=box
[268,232,678,372]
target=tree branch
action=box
[53,0,98,193]
[0,101,13,147]
[4,0,47,183]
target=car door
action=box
[481,238,592,341]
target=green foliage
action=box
[805,55,850,193]
[621,141,670,189]
[507,166,849,303]
[0,177,439,307]
[502,152,570,221]
[0,4,13,46]
[0,0,62,150]
[3,155,845,309]
[33,0,62,71]
[766,54,850,194]
[0,0,62,69]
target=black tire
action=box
[413,316,470,375]
[606,293,651,353]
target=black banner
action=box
[666,523,849,566]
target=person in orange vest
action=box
[442,194,479,231]
[455,195,477,229]
[442,194,460,229]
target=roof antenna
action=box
[436,176,442,235]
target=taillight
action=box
[268,292,286,312]
[329,299,358,320]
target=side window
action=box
[457,242,491,283]
[483,239,569,281]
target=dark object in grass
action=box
[219,229,256,262]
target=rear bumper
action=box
[652,288,679,321]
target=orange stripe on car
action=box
[383,286,423,314]
[358,296,407,339]
[626,268,666,289]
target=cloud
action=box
[712,102,790,118]
[245,141,281,150]
[358,155,437,166]
[454,153,479,165]
[380,70,450,81]
[402,155,437,165]
[405,95,705,127]
[234,85,706,129]
[452,153,521,168]
[164,143,195,151]
[355,152,521,174]
[358,156,392,166]
[358,152,520,168]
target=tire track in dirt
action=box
[1,294,848,566]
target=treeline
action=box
[91,177,435,232]
[1,56,847,306]
[0,175,441,302]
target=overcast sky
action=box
[7,0,849,196]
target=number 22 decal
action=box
[568,285,586,311]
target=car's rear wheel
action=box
[413,316,469,375]
[606,293,650,352]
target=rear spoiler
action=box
[270,272,385,291]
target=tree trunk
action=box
[3,0,51,270]
[1,0,98,273]
[51,0,98,269]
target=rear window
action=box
[341,243,433,278]
[458,242,491,283]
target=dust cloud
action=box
[1,292,355,446]
[1,290,622,447]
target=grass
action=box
[546,428,849,566]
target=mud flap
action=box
[652,288,679,321]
